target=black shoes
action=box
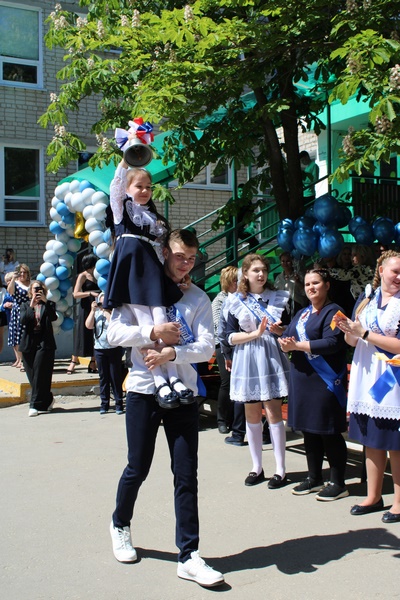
[225,436,246,447]
[155,383,180,409]
[170,378,195,405]
[382,511,400,523]
[244,469,265,486]
[315,482,349,501]
[218,424,229,434]
[350,498,384,515]
[268,474,287,489]
[292,477,325,496]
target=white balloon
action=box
[59,253,74,268]
[65,225,75,237]
[96,242,112,258]
[94,268,100,280]
[85,217,103,233]
[45,239,56,251]
[81,187,95,204]
[82,204,94,220]
[43,250,59,264]
[40,262,56,277]
[70,192,85,213]
[92,202,107,221]
[65,307,73,317]
[69,179,81,193]
[56,299,69,313]
[50,207,62,222]
[89,230,104,247]
[64,191,73,210]
[55,231,71,243]
[92,191,109,205]
[51,196,60,208]
[47,288,61,303]
[52,324,61,335]
[45,276,60,290]
[53,241,68,255]
[54,311,65,326]
[55,182,71,199]
[66,294,74,307]
[67,238,82,253]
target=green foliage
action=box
[41,0,400,217]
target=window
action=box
[0,3,42,87]
[0,145,44,225]
[171,163,232,190]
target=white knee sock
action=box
[246,421,263,475]
[269,421,286,478]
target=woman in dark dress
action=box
[279,268,349,501]
[67,253,100,374]
[20,280,57,417]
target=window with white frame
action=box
[0,3,42,87]
[0,146,44,225]
[170,163,232,190]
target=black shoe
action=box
[170,379,195,405]
[350,498,384,515]
[225,436,245,447]
[268,474,287,489]
[292,477,324,496]
[244,469,265,486]
[316,482,349,501]
[218,424,229,434]
[155,384,180,409]
[382,510,400,523]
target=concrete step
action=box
[0,358,100,407]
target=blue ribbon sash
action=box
[166,305,207,397]
[239,293,276,328]
[296,307,347,408]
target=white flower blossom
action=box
[184,4,194,23]
[76,16,87,29]
[389,64,400,91]
[132,10,140,27]
[97,20,105,38]
[121,15,129,27]
[50,92,59,103]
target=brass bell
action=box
[123,137,153,167]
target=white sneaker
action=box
[177,551,224,587]
[109,521,137,563]
[28,408,38,417]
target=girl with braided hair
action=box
[335,251,400,523]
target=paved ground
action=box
[1,392,400,600]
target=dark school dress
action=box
[283,303,348,435]
[74,278,99,357]
[103,199,182,309]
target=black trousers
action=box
[303,431,347,487]
[113,392,199,563]
[94,347,124,410]
[22,336,55,410]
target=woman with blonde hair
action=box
[336,251,400,522]
[221,254,290,488]
[212,265,238,434]
[7,263,31,369]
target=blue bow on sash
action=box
[296,307,347,408]
[166,305,207,397]
[369,347,400,403]
[239,293,275,327]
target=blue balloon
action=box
[58,278,71,293]
[291,248,304,260]
[55,266,70,281]
[373,217,395,245]
[353,223,375,245]
[61,212,75,225]
[279,218,294,230]
[97,275,108,292]
[103,228,113,245]
[61,317,74,331]
[313,194,339,225]
[295,216,316,230]
[277,228,294,252]
[305,205,316,221]
[293,228,318,256]
[395,223,400,245]
[96,258,110,276]
[348,216,367,235]
[36,273,46,283]
[318,230,344,258]
[78,180,92,192]
[56,202,71,218]
[313,221,337,237]
[335,204,352,229]
[49,221,64,235]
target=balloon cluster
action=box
[277,193,400,258]
[38,179,112,335]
